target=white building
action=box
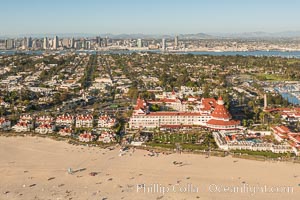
[56,114,74,126]
[129,96,240,130]
[76,114,93,128]
[12,122,30,132]
[98,114,116,128]
[98,130,116,143]
[0,117,11,130]
[36,115,54,125]
[19,114,33,123]
[78,131,94,142]
[35,123,55,134]
[58,127,73,136]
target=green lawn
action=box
[231,149,291,158]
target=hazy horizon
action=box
[1,0,300,36]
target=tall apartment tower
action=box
[27,37,33,48]
[5,39,15,49]
[43,37,48,49]
[137,39,142,48]
[96,36,102,47]
[174,35,178,47]
[162,38,166,50]
[70,38,75,48]
[53,36,59,49]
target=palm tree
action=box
[259,112,267,125]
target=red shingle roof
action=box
[211,96,232,119]
[206,119,240,126]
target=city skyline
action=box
[1,0,300,36]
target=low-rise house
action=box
[58,127,73,136]
[56,114,74,126]
[19,114,33,123]
[12,122,30,132]
[35,123,55,134]
[271,125,290,142]
[78,131,94,142]
[98,130,116,143]
[0,117,11,130]
[36,116,54,125]
[98,114,117,128]
[76,114,93,128]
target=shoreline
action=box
[0,136,299,200]
[1,131,299,164]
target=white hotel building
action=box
[129,96,240,130]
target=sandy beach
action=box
[0,136,299,200]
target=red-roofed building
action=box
[271,125,300,155]
[132,95,150,115]
[206,96,240,130]
[78,131,95,142]
[98,114,117,128]
[36,115,54,125]
[0,117,11,130]
[129,96,240,130]
[19,114,33,123]
[58,127,73,136]
[271,125,290,142]
[35,123,55,134]
[76,114,93,128]
[98,130,116,143]
[56,114,74,126]
[12,122,30,132]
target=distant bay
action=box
[1,50,300,58]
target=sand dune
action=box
[0,136,299,200]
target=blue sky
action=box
[1,0,300,35]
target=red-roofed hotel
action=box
[129,96,240,130]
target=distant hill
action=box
[1,31,300,39]
[212,31,300,39]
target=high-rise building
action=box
[43,37,48,49]
[104,36,108,47]
[96,36,102,47]
[137,39,142,48]
[27,37,32,48]
[174,35,178,47]
[70,38,75,48]
[62,38,69,48]
[22,37,27,49]
[53,36,59,49]
[5,39,15,49]
[85,41,91,49]
[162,38,166,50]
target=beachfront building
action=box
[56,114,74,126]
[19,114,33,123]
[12,122,30,132]
[98,114,117,128]
[0,117,11,130]
[129,96,240,130]
[271,125,290,142]
[78,131,94,142]
[271,125,300,155]
[58,127,73,136]
[98,130,116,143]
[36,115,54,125]
[35,123,55,134]
[76,114,93,128]
[213,131,295,154]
